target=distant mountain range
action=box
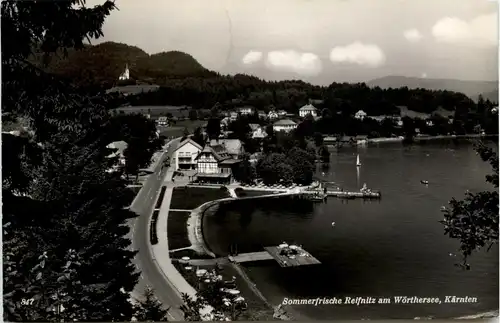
[368,76,498,103]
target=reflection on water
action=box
[203,141,499,320]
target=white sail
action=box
[356,154,361,166]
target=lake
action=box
[203,140,499,320]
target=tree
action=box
[287,147,315,185]
[180,127,190,142]
[440,141,499,269]
[2,1,144,321]
[233,153,256,184]
[318,145,330,163]
[191,127,205,147]
[188,109,198,121]
[256,153,293,186]
[133,287,170,322]
[206,118,221,141]
[313,132,324,147]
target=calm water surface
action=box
[203,141,499,320]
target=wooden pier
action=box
[228,246,321,268]
[229,251,274,263]
[301,190,381,200]
[326,190,381,199]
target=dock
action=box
[264,246,321,267]
[229,251,274,263]
[228,245,321,268]
[301,190,381,200]
[326,190,381,199]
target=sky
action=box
[90,0,499,84]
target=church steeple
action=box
[118,64,130,81]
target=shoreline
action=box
[370,134,498,144]
[182,189,307,320]
[179,185,497,321]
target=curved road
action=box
[129,138,184,320]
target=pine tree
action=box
[133,287,170,322]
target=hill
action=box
[32,42,215,89]
[368,76,498,100]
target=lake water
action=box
[203,141,499,320]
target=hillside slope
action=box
[368,76,498,100]
[32,41,215,88]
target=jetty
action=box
[228,244,321,268]
[301,189,381,200]
[326,190,381,199]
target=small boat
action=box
[356,154,361,167]
[420,180,429,185]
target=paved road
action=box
[129,138,184,320]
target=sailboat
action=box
[356,154,361,167]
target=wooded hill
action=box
[30,41,217,89]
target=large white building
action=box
[299,104,318,117]
[273,119,297,133]
[173,138,203,170]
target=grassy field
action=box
[158,119,206,138]
[167,211,191,250]
[170,186,230,210]
[235,189,273,198]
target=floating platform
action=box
[264,246,321,267]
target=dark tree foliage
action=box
[1,1,160,321]
[233,153,256,184]
[440,141,499,269]
[133,287,170,322]
[191,127,205,147]
[206,117,221,140]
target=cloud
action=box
[431,13,497,46]
[421,72,427,78]
[265,50,322,76]
[403,29,423,42]
[329,42,386,67]
[242,51,263,64]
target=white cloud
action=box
[265,50,322,76]
[403,29,423,42]
[241,51,263,65]
[421,72,428,78]
[431,13,498,46]
[329,42,386,68]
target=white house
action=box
[299,104,318,117]
[249,124,267,139]
[355,110,367,120]
[268,110,279,120]
[118,64,130,81]
[230,111,238,121]
[273,119,297,133]
[173,138,203,170]
[156,116,168,126]
[238,106,255,115]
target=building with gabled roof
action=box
[299,104,318,117]
[273,119,297,133]
[194,142,241,184]
[173,138,203,170]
